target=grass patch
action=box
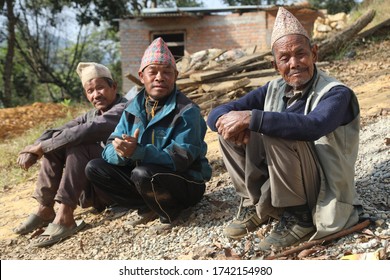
[0,104,88,190]
[348,0,390,29]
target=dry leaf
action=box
[224,248,242,260]
[340,248,385,260]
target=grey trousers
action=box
[218,132,321,220]
[33,143,110,210]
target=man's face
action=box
[139,64,178,101]
[84,77,117,112]
[272,34,318,90]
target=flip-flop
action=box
[13,214,54,235]
[30,220,86,248]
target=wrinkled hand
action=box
[231,129,251,145]
[216,110,251,144]
[113,128,140,158]
[17,143,43,171]
[19,143,44,158]
[17,153,39,171]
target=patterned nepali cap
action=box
[139,37,177,72]
[271,7,310,48]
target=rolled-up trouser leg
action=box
[130,164,206,223]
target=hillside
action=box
[0,35,389,260]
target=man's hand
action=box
[17,152,39,170]
[231,129,251,145]
[216,110,251,144]
[113,128,140,158]
[17,143,44,170]
[19,143,44,158]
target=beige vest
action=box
[265,69,360,239]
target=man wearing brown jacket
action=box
[14,62,128,247]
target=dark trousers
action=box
[85,159,206,223]
[33,144,112,210]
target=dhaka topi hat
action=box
[76,62,113,86]
[271,7,310,48]
[139,37,177,72]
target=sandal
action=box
[13,214,54,235]
[30,220,86,248]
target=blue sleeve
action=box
[131,106,206,172]
[102,111,132,166]
[250,86,354,141]
[206,83,269,131]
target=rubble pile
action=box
[175,47,331,116]
[313,12,348,40]
[175,47,277,116]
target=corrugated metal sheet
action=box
[125,5,275,18]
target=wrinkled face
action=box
[139,64,178,101]
[272,34,318,90]
[84,77,117,112]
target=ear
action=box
[311,44,318,63]
[138,71,145,84]
[174,70,179,80]
[272,59,281,75]
[112,81,118,91]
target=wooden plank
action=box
[180,86,199,94]
[358,17,390,38]
[125,73,143,87]
[187,92,204,99]
[245,76,280,88]
[318,9,375,61]
[211,68,277,83]
[189,58,271,82]
[176,78,200,89]
[201,78,251,93]
[230,51,271,68]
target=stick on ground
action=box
[265,219,371,260]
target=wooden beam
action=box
[318,9,376,61]
[189,58,271,82]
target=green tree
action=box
[221,0,286,5]
[308,0,357,14]
[175,0,203,7]
[0,0,204,107]
[1,0,17,108]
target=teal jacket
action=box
[103,87,212,183]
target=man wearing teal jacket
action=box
[86,38,211,231]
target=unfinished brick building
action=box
[119,5,320,91]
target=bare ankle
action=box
[36,205,55,220]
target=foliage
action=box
[13,1,87,102]
[348,0,390,30]
[175,0,204,7]
[221,0,288,5]
[0,0,205,108]
[61,98,72,107]
[308,0,357,14]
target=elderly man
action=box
[207,7,361,249]
[14,62,128,247]
[85,38,212,231]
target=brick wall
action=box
[119,8,319,92]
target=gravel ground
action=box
[1,115,389,260]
